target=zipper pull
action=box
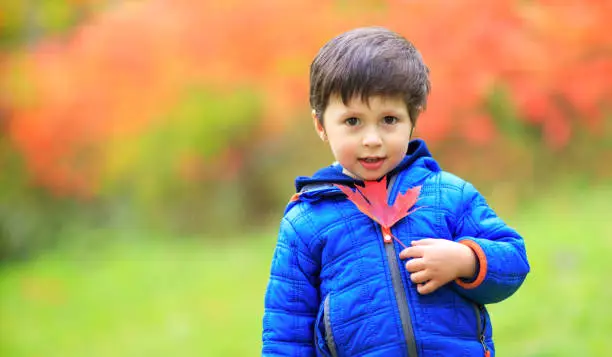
[480,335,490,357]
[479,304,490,357]
[381,226,393,243]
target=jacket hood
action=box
[294,139,433,193]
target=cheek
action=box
[329,139,357,161]
[388,131,412,152]
[386,137,410,160]
[395,140,410,154]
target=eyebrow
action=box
[380,110,408,117]
[336,109,408,119]
[340,110,363,117]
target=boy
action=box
[262,27,530,356]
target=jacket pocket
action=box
[315,294,338,357]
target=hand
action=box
[399,239,477,295]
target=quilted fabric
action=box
[262,140,530,357]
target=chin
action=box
[359,172,386,181]
[344,166,387,181]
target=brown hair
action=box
[310,27,431,125]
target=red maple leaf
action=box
[335,177,421,245]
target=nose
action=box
[362,127,382,147]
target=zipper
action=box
[472,303,490,357]
[384,174,418,357]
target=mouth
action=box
[358,157,386,171]
[359,157,386,163]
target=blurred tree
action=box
[2,0,611,196]
[0,0,611,257]
[0,0,105,50]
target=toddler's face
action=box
[314,94,413,181]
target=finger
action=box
[411,238,438,246]
[410,270,430,284]
[399,246,424,260]
[405,258,426,273]
[417,280,441,295]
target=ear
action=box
[312,109,327,142]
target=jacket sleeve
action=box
[451,182,530,305]
[262,215,320,356]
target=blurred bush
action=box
[0,0,611,259]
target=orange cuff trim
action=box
[289,193,301,202]
[455,239,487,289]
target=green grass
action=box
[488,185,612,356]
[1,185,611,356]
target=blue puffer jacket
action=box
[262,139,530,357]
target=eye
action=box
[345,117,360,126]
[383,116,399,125]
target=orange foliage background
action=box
[2,0,612,196]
